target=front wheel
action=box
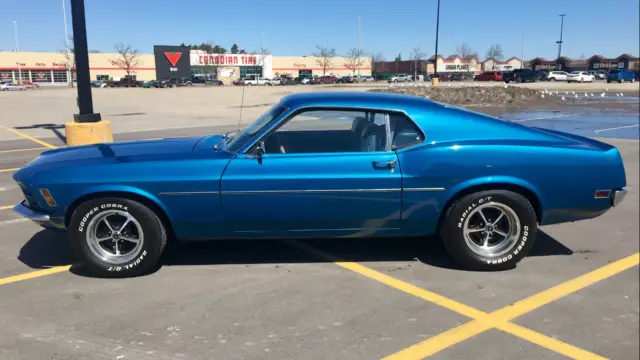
[439,190,538,270]
[69,197,168,278]
[549,77,556,82]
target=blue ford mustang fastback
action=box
[12,92,627,277]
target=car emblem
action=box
[164,51,182,67]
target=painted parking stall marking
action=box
[0,125,57,149]
[288,239,638,359]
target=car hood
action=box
[15,135,227,180]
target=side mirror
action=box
[249,141,266,161]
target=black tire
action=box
[69,197,167,278]
[607,80,611,83]
[439,190,537,271]
[549,77,556,82]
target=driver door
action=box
[220,108,402,236]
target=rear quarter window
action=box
[389,113,425,150]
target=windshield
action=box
[226,104,289,152]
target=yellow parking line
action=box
[289,240,637,360]
[0,205,12,210]
[0,265,71,287]
[0,168,19,173]
[0,147,46,154]
[383,253,638,360]
[0,125,57,149]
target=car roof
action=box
[280,91,440,114]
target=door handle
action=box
[372,160,396,169]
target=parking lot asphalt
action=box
[0,109,639,359]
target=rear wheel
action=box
[69,197,167,278]
[439,190,538,270]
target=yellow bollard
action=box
[65,120,114,146]
[432,77,439,86]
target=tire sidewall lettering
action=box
[485,224,530,265]
[457,196,492,228]
[78,204,129,232]
[106,250,147,272]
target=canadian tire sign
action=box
[154,45,190,80]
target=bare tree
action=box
[59,35,75,88]
[577,53,586,60]
[411,47,426,81]
[312,46,336,76]
[456,43,478,73]
[486,44,504,70]
[344,48,364,76]
[114,43,142,77]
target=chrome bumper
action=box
[611,189,628,207]
[13,202,50,222]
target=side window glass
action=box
[389,113,425,150]
[263,110,387,154]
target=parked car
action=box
[206,79,224,86]
[534,70,549,81]
[280,76,298,85]
[388,74,411,83]
[162,78,193,88]
[607,69,636,83]
[450,73,473,81]
[312,75,338,84]
[338,76,355,83]
[20,82,40,89]
[10,92,629,277]
[0,83,26,91]
[474,72,503,81]
[105,76,143,88]
[242,75,268,86]
[546,71,569,82]
[503,69,538,83]
[431,73,451,81]
[567,71,595,83]
[299,77,311,84]
[594,71,607,80]
[266,77,282,86]
[141,80,161,88]
[91,80,107,88]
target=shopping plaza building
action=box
[0,45,372,85]
[0,45,637,85]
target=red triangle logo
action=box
[164,51,182,67]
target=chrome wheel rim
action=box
[463,202,521,257]
[86,210,144,265]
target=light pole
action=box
[521,30,525,69]
[357,16,361,79]
[13,21,22,84]
[434,0,441,78]
[556,14,566,60]
[70,0,99,123]
[62,0,72,87]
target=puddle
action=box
[499,109,639,140]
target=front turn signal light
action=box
[39,189,57,207]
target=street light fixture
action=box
[556,14,566,59]
[13,21,22,84]
[433,0,441,84]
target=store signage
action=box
[592,62,622,69]
[293,63,307,68]
[165,51,182,72]
[196,54,259,66]
[1,73,9,79]
[52,62,66,67]
[37,72,45,79]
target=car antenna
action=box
[237,84,245,131]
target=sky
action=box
[1,0,639,61]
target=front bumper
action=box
[611,189,628,207]
[13,201,50,222]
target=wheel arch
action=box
[439,179,543,228]
[65,190,175,241]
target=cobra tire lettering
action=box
[458,196,492,228]
[486,225,530,265]
[78,204,128,232]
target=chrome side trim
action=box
[612,189,627,207]
[403,187,446,192]
[222,188,402,195]
[159,191,219,196]
[13,202,50,222]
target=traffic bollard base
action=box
[65,120,113,146]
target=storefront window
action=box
[299,69,312,78]
[15,70,29,81]
[52,70,68,83]
[32,70,52,83]
[240,66,262,78]
[96,74,109,81]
